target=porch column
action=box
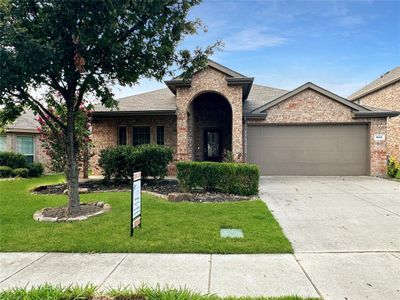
[176,106,190,161]
[231,102,243,162]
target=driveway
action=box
[260,176,400,299]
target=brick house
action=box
[1,110,49,167]
[349,66,400,161]
[91,60,399,176]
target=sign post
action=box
[130,171,142,237]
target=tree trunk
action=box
[66,101,80,215]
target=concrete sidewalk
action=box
[0,252,319,298]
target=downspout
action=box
[243,116,248,162]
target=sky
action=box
[112,0,400,98]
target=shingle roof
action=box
[93,84,287,115]
[6,109,39,133]
[243,84,287,113]
[93,88,177,113]
[349,66,400,100]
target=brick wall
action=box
[90,115,177,176]
[247,88,388,176]
[356,81,400,161]
[175,67,243,161]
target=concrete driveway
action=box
[260,176,400,299]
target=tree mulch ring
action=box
[33,202,111,222]
[32,179,257,202]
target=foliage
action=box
[222,149,235,163]
[0,175,292,253]
[27,162,44,177]
[0,151,27,169]
[0,284,317,300]
[0,166,12,177]
[37,99,93,173]
[99,144,173,180]
[0,0,220,213]
[177,162,260,196]
[387,156,399,178]
[11,167,29,178]
[135,144,173,179]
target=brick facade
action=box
[246,89,388,176]
[355,81,400,161]
[175,67,243,161]
[90,115,176,175]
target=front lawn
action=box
[0,175,292,253]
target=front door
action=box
[204,129,221,161]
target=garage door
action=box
[247,124,369,175]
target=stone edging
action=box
[142,190,168,199]
[33,202,112,222]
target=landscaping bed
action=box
[32,179,256,202]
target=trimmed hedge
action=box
[0,166,12,178]
[12,168,29,178]
[387,156,399,178]
[0,151,26,169]
[99,144,173,180]
[27,162,44,177]
[176,161,259,196]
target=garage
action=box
[247,124,369,176]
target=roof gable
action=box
[251,82,368,114]
[349,66,400,100]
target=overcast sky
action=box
[112,0,400,98]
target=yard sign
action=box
[130,171,142,237]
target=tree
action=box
[0,0,219,214]
[37,97,93,174]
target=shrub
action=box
[27,162,44,177]
[99,145,138,180]
[135,144,173,179]
[0,166,12,178]
[0,151,27,169]
[99,144,173,180]
[12,168,29,178]
[387,156,399,178]
[177,161,259,196]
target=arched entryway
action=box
[188,92,232,161]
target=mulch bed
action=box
[32,179,256,202]
[41,203,103,218]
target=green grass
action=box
[0,285,319,300]
[0,175,292,253]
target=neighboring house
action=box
[1,110,48,167]
[349,66,400,161]
[90,60,398,176]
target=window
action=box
[132,126,150,146]
[0,136,6,152]
[157,126,164,145]
[16,136,34,163]
[118,126,127,145]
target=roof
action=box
[349,66,400,100]
[243,84,288,113]
[6,110,39,133]
[93,88,177,116]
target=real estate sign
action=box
[130,171,142,236]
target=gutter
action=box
[92,110,177,118]
[353,110,400,118]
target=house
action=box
[90,60,399,176]
[349,67,400,161]
[0,110,48,166]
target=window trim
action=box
[16,135,35,163]
[132,126,151,146]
